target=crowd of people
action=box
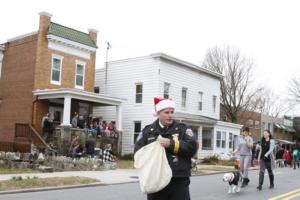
[71,112,119,138]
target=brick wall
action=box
[0,35,38,142]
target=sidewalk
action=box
[0,169,138,185]
[0,165,259,194]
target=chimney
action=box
[88,28,98,44]
[38,11,52,35]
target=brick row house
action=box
[0,12,124,152]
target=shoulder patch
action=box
[185,129,194,137]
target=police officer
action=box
[135,97,197,200]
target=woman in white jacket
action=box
[257,130,275,190]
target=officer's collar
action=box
[159,121,165,129]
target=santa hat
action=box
[153,97,175,115]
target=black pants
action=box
[147,177,190,200]
[259,158,274,186]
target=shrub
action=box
[202,155,219,164]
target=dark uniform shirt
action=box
[134,119,197,178]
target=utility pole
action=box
[105,41,111,84]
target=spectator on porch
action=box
[42,113,52,142]
[71,112,78,128]
[77,115,85,129]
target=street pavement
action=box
[0,167,300,200]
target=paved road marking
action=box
[269,188,300,200]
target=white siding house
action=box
[94,53,242,158]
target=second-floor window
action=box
[135,83,143,103]
[198,92,203,111]
[163,82,170,98]
[255,120,260,129]
[213,95,217,113]
[75,61,85,89]
[248,119,254,128]
[181,87,187,108]
[51,55,63,85]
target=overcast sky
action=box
[1,0,300,115]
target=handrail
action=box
[28,124,48,148]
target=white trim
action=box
[47,35,97,51]
[75,60,86,90]
[7,31,38,42]
[88,28,98,33]
[33,88,126,106]
[106,53,223,79]
[39,11,53,18]
[47,35,97,60]
[50,54,63,85]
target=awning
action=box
[175,112,217,125]
[274,139,295,145]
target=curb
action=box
[0,182,104,195]
[0,180,140,195]
[192,167,259,177]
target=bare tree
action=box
[202,46,262,123]
[256,87,292,118]
[289,76,300,104]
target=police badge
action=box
[186,129,194,137]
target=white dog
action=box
[222,172,241,194]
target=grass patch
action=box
[0,166,37,174]
[117,160,134,169]
[201,155,236,166]
[0,176,98,191]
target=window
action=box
[221,132,226,148]
[181,88,187,108]
[75,61,85,89]
[94,87,100,94]
[135,83,143,103]
[133,121,142,143]
[216,131,221,148]
[229,133,233,149]
[216,131,226,148]
[163,82,170,98]
[213,95,217,113]
[51,55,63,85]
[198,92,203,111]
[248,119,254,128]
[255,121,260,129]
[202,129,213,150]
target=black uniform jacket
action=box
[134,119,197,178]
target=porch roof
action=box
[175,111,217,125]
[33,88,126,106]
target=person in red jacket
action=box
[283,149,292,167]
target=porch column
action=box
[116,105,122,131]
[62,95,71,126]
[197,125,203,158]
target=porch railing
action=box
[14,123,48,152]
